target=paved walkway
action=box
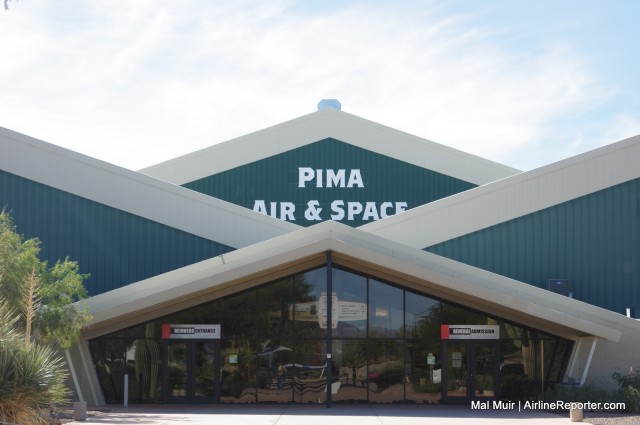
[69,404,575,425]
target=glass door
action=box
[442,341,499,403]
[472,342,498,399]
[444,342,468,401]
[165,342,189,402]
[163,340,219,403]
[193,342,217,401]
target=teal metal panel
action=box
[0,170,234,296]
[183,138,476,227]
[426,178,640,314]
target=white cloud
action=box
[0,1,617,171]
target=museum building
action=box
[1,100,639,406]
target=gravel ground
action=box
[583,412,640,425]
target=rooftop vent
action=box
[547,279,572,298]
[317,99,342,111]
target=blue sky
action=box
[1,0,639,171]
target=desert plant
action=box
[0,298,69,424]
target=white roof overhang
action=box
[83,221,631,343]
[139,109,520,186]
[361,134,640,248]
[0,126,298,249]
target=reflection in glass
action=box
[332,269,367,338]
[133,340,161,401]
[259,278,293,339]
[474,343,495,397]
[406,340,441,403]
[89,266,573,405]
[405,293,440,340]
[293,340,327,403]
[543,338,572,385]
[500,323,536,401]
[167,342,188,397]
[442,303,488,325]
[294,268,327,338]
[369,280,403,338]
[220,292,256,339]
[368,340,404,403]
[89,339,127,404]
[256,338,294,403]
[332,339,367,402]
[194,342,215,398]
[166,302,218,326]
[220,338,256,403]
[446,342,468,398]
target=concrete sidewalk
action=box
[68,404,574,425]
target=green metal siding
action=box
[0,170,234,296]
[425,178,640,314]
[183,138,477,227]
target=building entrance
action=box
[162,340,220,403]
[442,340,499,403]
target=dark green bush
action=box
[541,383,615,408]
[612,368,640,413]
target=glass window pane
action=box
[332,269,367,338]
[500,325,536,401]
[294,268,327,338]
[332,339,368,402]
[258,277,294,339]
[405,293,441,339]
[406,340,441,403]
[293,339,327,403]
[220,291,256,339]
[131,335,162,403]
[89,338,126,404]
[257,338,294,403]
[167,342,188,398]
[474,343,496,397]
[368,279,403,338]
[194,342,216,398]
[220,337,257,403]
[442,302,490,325]
[164,301,218,325]
[368,340,404,403]
[446,342,468,398]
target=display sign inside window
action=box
[162,324,221,339]
[440,324,499,340]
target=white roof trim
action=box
[0,126,299,249]
[139,109,520,186]
[361,134,640,249]
[84,221,632,342]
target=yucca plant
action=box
[0,298,69,425]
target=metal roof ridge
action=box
[360,133,640,248]
[0,126,300,249]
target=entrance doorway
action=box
[442,340,499,403]
[162,340,219,403]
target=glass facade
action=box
[89,264,573,404]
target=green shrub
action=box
[612,368,640,413]
[542,383,615,408]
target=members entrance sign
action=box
[162,324,221,340]
[441,324,500,340]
